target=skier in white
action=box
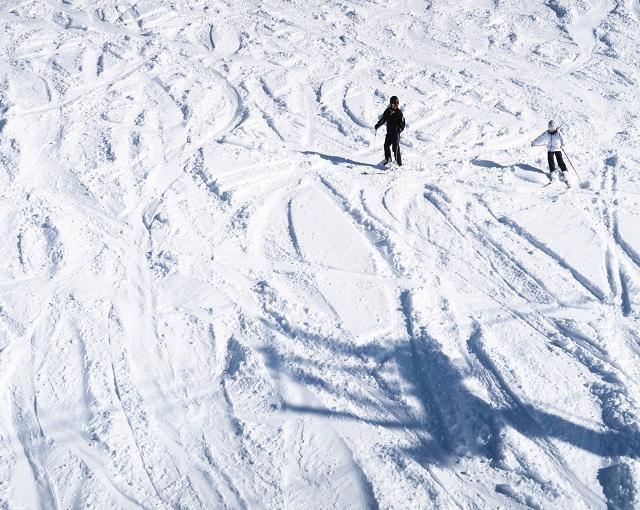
[531,120,569,183]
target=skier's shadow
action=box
[301,150,381,169]
[471,158,545,175]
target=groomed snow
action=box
[1,0,640,508]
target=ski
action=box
[362,161,402,175]
[542,182,571,189]
[542,171,570,189]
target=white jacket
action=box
[531,130,564,152]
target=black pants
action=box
[384,133,401,165]
[548,151,567,173]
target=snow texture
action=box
[1,0,640,508]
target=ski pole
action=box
[394,132,400,163]
[561,148,581,180]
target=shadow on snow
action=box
[257,296,638,470]
[301,150,382,169]
[471,158,545,175]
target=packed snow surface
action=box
[2,0,640,508]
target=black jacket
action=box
[375,107,405,135]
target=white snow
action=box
[1,0,640,508]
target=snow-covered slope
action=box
[2,0,640,508]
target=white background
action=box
[1,0,640,507]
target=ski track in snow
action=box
[1,0,640,508]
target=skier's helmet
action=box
[548,119,556,129]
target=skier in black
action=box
[375,96,405,166]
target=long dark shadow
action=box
[275,326,637,464]
[514,162,545,174]
[255,295,636,466]
[470,158,545,175]
[301,150,381,169]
